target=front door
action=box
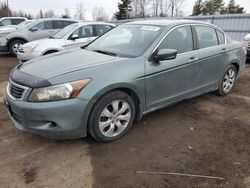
[146,25,200,110]
[65,25,96,49]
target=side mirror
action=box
[153,49,177,62]
[70,34,79,40]
[29,27,38,32]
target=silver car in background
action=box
[17,22,115,62]
[0,18,78,56]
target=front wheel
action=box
[9,39,26,56]
[217,65,237,96]
[88,91,135,142]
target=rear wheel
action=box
[88,91,135,142]
[9,39,26,56]
[217,65,237,96]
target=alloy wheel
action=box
[99,100,131,138]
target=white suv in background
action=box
[0,18,78,56]
[17,22,115,62]
[0,17,27,27]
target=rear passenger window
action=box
[11,19,25,25]
[216,30,225,45]
[63,21,76,27]
[158,26,193,54]
[195,26,218,49]
[53,21,63,29]
[95,25,113,36]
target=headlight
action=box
[28,79,91,102]
[22,44,39,53]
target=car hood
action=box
[13,49,125,86]
[22,38,64,48]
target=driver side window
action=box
[32,21,53,30]
[70,25,94,39]
[158,26,193,54]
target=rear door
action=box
[146,25,200,110]
[65,25,95,49]
[193,25,226,90]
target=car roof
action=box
[125,19,214,27]
[33,18,79,22]
[72,22,115,27]
[0,17,27,20]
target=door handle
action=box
[221,48,227,53]
[188,56,198,63]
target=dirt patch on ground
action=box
[0,55,93,188]
[0,54,250,188]
[89,64,250,188]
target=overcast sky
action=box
[1,0,250,20]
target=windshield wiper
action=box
[93,50,117,57]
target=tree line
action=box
[115,0,245,20]
[192,0,244,15]
[0,0,246,21]
[0,1,109,21]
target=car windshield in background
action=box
[87,24,163,58]
[52,24,78,39]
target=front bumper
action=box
[4,92,89,140]
[0,44,8,52]
[0,37,8,52]
[17,51,41,62]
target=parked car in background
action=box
[17,22,115,62]
[0,17,27,27]
[243,34,250,60]
[4,20,246,142]
[0,20,31,37]
[0,18,78,56]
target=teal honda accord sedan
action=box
[4,20,246,142]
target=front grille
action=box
[10,83,25,99]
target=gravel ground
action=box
[0,54,250,188]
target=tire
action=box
[217,65,237,96]
[88,91,136,142]
[9,39,26,56]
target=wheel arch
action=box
[231,61,240,74]
[7,37,28,50]
[89,84,143,120]
[42,49,59,56]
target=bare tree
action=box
[44,10,55,18]
[139,0,151,18]
[152,0,162,17]
[92,7,108,21]
[62,8,71,18]
[169,0,185,17]
[75,1,85,20]
[39,9,43,18]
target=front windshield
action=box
[52,24,78,39]
[16,20,31,28]
[86,24,163,58]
